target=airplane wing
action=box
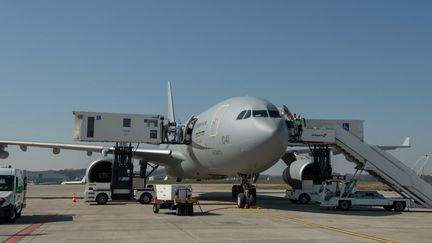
[0,140,181,167]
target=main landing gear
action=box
[231,174,257,208]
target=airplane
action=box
[61,176,86,185]
[0,82,290,208]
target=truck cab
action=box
[0,166,26,223]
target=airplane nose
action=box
[253,118,289,159]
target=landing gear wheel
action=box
[96,193,108,205]
[383,205,393,211]
[298,193,311,204]
[248,188,257,206]
[393,201,406,212]
[6,208,17,223]
[139,193,152,204]
[237,193,247,208]
[153,204,159,214]
[232,185,243,198]
[338,200,351,210]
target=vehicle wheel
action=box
[139,193,152,204]
[153,204,159,214]
[298,193,311,204]
[17,205,23,218]
[383,205,393,211]
[237,193,246,208]
[6,208,17,223]
[187,204,194,216]
[232,185,238,198]
[338,200,351,210]
[176,205,183,216]
[96,193,108,205]
[393,201,406,212]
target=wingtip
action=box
[402,137,410,147]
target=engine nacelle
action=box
[282,159,313,189]
[0,150,9,159]
[85,158,113,183]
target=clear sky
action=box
[0,1,431,175]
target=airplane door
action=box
[209,104,229,137]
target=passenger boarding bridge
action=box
[289,119,432,208]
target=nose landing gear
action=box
[232,174,258,208]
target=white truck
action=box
[319,178,410,211]
[152,184,196,216]
[0,166,27,223]
[85,182,112,205]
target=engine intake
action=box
[282,159,313,189]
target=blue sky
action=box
[0,1,431,175]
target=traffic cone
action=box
[72,193,77,204]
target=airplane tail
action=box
[167,81,176,123]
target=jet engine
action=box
[282,159,313,190]
[85,158,113,183]
[0,147,9,159]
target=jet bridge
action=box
[292,119,432,208]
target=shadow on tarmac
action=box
[0,214,74,225]
[197,191,407,217]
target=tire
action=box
[17,204,23,218]
[232,185,238,198]
[383,205,393,211]
[139,193,152,204]
[187,204,194,216]
[237,193,246,208]
[96,193,108,205]
[153,204,159,214]
[176,205,182,216]
[338,200,351,210]
[6,208,17,223]
[248,189,257,206]
[393,201,406,212]
[298,193,311,204]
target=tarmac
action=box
[1,184,432,243]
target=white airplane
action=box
[61,176,86,185]
[0,82,290,208]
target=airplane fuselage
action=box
[162,96,289,179]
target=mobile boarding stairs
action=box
[290,119,432,208]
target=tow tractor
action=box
[152,184,197,216]
[319,177,410,211]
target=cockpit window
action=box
[253,110,268,117]
[268,109,281,118]
[243,110,251,119]
[236,110,246,120]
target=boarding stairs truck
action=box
[319,177,410,211]
[292,119,432,208]
[0,166,27,223]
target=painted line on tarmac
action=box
[4,213,56,243]
[251,209,395,243]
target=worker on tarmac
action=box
[294,114,303,140]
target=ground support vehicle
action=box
[319,178,410,211]
[152,184,197,216]
[286,185,322,204]
[85,182,112,205]
[0,166,27,223]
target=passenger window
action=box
[243,110,251,119]
[253,110,268,117]
[268,110,281,118]
[236,110,246,120]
